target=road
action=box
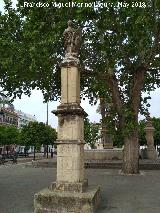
[0,164,160,213]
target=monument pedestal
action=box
[34,185,100,213]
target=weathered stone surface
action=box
[50,179,88,193]
[61,66,80,104]
[53,103,87,117]
[144,116,158,160]
[56,143,85,182]
[146,148,158,160]
[34,185,101,213]
[85,149,123,161]
[56,114,85,140]
[63,20,82,60]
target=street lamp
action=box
[46,102,49,158]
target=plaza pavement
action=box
[0,163,160,213]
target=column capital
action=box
[52,103,88,117]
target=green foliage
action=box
[0,125,20,145]
[1,1,160,139]
[20,121,57,150]
[1,1,159,99]
[138,120,146,146]
[112,130,124,148]
[84,118,99,149]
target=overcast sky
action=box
[13,90,101,128]
[12,88,160,128]
[1,1,160,128]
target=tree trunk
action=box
[100,97,107,147]
[33,146,36,161]
[47,144,48,158]
[122,130,139,174]
[122,68,146,174]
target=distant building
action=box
[15,110,37,128]
[0,107,19,127]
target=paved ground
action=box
[0,163,160,213]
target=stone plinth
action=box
[34,185,100,213]
[144,116,157,160]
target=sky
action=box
[12,88,160,128]
[13,90,102,128]
[1,1,160,128]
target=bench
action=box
[0,153,18,164]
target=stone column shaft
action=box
[53,65,87,192]
[61,66,80,104]
[144,117,157,160]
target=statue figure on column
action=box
[62,20,82,66]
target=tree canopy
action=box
[20,121,57,150]
[1,1,159,103]
[0,125,20,145]
[84,118,99,149]
[1,0,160,173]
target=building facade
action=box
[15,110,37,128]
[0,107,19,127]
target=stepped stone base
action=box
[34,185,101,213]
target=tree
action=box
[138,120,147,146]
[0,125,20,146]
[1,1,160,173]
[20,121,57,150]
[84,118,99,149]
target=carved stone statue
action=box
[63,20,82,59]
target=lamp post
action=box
[46,102,49,158]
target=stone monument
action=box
[99,97,113,149]
[34,20,100,213]
[144,114,157,160]
[101,125,113,149]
